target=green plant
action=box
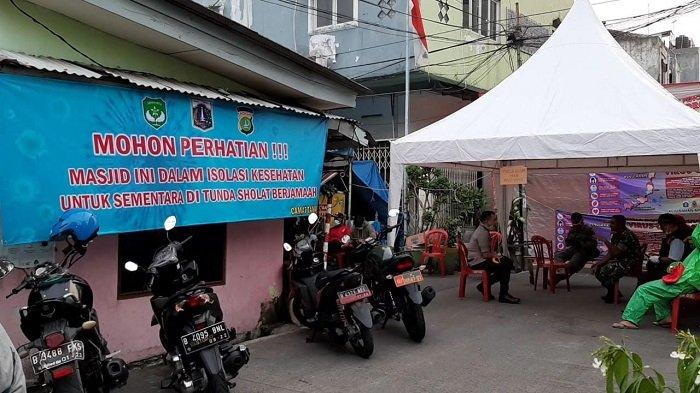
[592,332,700,393]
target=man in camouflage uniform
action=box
[592,215,641,303]
[555,212,600,277]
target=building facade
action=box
[0,0,363,362]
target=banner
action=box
[588,172,700,216]
[555,210,697,256]
[0,74,327,245]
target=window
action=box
[462,0,499,39]
[309,0,358,32]
[117,224,227,298]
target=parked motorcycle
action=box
[123,216,249,393]
[0,209,129,393]
[284,213,374,358]
[351,209,435,343]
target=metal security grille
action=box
[355,142,391,182]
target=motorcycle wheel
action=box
[207,371,230,393]
[349,321,374,359]
[402,299,426,343]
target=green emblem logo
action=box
[143,97,167,130]
[237,107,254,135]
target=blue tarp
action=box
[352,160,388,223]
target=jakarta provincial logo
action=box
[191,98,214,131]
[237,107,254,135]
[142,97,167,130]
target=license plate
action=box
[337,284,372,305]
[30,341,84,374]
[180,322,230,355]
[393,270,424,287]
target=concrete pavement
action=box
[125,272,688,392]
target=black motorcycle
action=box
[123,216,248,393]
[1,242,128,392]
[350,209,435,343]
[284,213,374,358]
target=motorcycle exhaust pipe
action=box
[421,286,436,307]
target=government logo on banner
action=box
[191,98,214,131]
[143,97,167,130]
[237,107,254,135]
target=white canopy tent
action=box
[389,0,700,244]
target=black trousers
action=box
[472,256,513,298]
[638,260,672,286]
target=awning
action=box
[0,49,325,118]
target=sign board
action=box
[588,172,700,216]
[0,74,328,245]
[500,166,528,185]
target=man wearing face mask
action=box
[639,214,694,285]
[613,224,700,329]
[467,210,520,304]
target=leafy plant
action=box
[592,332,700,393]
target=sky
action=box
[593,0,700,44]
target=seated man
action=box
[592,215,641,303]
[467,210,520,304]
[554,212,600,279]
[639,214,694,285]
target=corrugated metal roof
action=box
[0,49,102,79]
[0,49,323,116]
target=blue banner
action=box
[0,74,327,244]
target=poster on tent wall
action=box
[587,172,700,216]
[0,74,327,245]
[554,210,697,256]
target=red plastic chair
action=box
[671,292,700,333]
[421,228,449,277]
[531,235,570,293]
[489,231,503,254]
[456,233,491,302]
[613,243,647,305]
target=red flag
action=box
[411,0,429,66]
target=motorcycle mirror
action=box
[308,213,319,225]
[0,259,14,279]
[283,243,293,252]
[163,216,177,231]
[124,261,139,272]
[388,208,400,218]
[341,235,351,244]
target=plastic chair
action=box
[456,233,490,302]
[531,235,570,293]
[489,231,503,254]
[613,243,647,305]
[671,292,700,333]
[421,228,449,277]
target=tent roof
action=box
[391,0,700,166]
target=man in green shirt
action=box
[592,215,641,303]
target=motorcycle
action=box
[123,216,249,393]
[284,213,375,358]
[351,209,435,343]
[0,209,128,393]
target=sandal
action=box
[612,321,639,329]
[653,319,671,328]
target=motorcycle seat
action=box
[315,269,347,288]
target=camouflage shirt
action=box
[565,224,598,256]
[611,228,641,267]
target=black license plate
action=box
[30,341,85,374]
[180,322,229,354]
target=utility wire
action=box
[9,0,105,67]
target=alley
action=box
[126,274,681,393]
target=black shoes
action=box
[499,294,521,304]
[476,284,495,300]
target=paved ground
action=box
[125,272,693,392]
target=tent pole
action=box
[402,0,410,237]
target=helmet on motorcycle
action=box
[49,209,99,246]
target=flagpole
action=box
[404,0,410,139]
[402,0,410,239]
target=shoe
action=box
[476,284,495,300]
[499,295,521,304]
